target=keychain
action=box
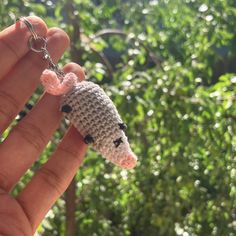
[19,17,137,169]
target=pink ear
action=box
[40,69,60,95]
[119,153,137,169]
[40,70,77,95]
[59,72,78,94]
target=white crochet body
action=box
[40,69,137,169]
[60,81,134,167]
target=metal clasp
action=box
[18,16,65,78]
[28,36,47,53]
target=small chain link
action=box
[41,47,65,79]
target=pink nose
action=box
[119,153,137,169]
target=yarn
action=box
[40,69,137,169]
[41,70,78,95]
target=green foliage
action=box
[1,0,236,235]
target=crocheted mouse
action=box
[40,69,137,169]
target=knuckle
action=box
[0,109,13,129]
[0,171,10,192]
[0,37,20,59]
[57,145,80,162]
[0,90,19,124]
[37,167,64,195]
[13,121,47,153]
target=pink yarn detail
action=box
[40,69,78,95]
[119,153,137,169]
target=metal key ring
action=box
[19,16,38,40]
[28,36,47,53]
[18,16,64,76]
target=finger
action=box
[16,126,87,231]
[63,62,86,81]
[0,63,84,192]
[0,27,70,134]
[0,16,47,79]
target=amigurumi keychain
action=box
[19,17,137,169]
[41,70,137,169]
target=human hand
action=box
[0,16,87,235]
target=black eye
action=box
[118,123,127,130]
[84,134,94,144]
[113,137,123,148]
[61,104,72,113]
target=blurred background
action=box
[0,0,236,235]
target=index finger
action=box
[0,16,47,80]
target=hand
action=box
[0,16,87,235]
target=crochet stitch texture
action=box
[40,69,137,169]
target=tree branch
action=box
[65,178,76,236]
[89,46,114,80]
[89,29,163,68]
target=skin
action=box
[0,16,87,235]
